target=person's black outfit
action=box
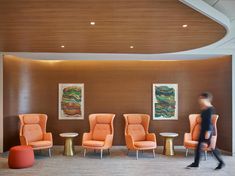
[187,107,225,170]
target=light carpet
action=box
[0,146,234,176]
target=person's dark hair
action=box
[200,92,213,102]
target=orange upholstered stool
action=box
[8,145,34,169]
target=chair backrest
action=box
[89,114,115,141]
[19,114,47,143]
[189,114,219,141]
[124,114,150,141]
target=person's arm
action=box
[205,131,211,139]
[204,108,213,139]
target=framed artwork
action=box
[58,83,84,120]
[152,84,178,120]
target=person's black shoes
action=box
[187,161,225,170]
[187,163,199,169]
[215,162,225,170]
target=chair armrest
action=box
[104,134,113,148]
[19,135,28,145]
[184,133,191,140]
[209,135,217,149]
[146,133,156,142]
[82,132,92,143]
[43,132,53,142]
[125,134,135,150]
[184,133,191,146]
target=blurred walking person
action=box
[187,92,225,170]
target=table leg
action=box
[163,137,175,156]
[64,137,75,156]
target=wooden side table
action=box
[160,132,178,156]
[59,133,78,156]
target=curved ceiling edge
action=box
[178,0,231,51]
[2,53,228,61]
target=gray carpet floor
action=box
[0,146,234,176]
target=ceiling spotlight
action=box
[130,45,134,49]
[61,45,65,48]
[90,21,95,25]
[182,24,188,28]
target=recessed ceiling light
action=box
[90,21,95,25]
[130,45,134,49]
[182,24,188,28]
[61,45,65,48]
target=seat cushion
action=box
[92,124,111,141]
[23,115,40,124]
[127,115,142,124]
[96,115,113,124]
[184,140,208,149]
[83,140,105,147]
[29,141,52,148]
[134,141,156,148]
[127,124,146,141]
[23,124,43,142]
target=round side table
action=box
[59,133,78,156]
[160,132,178,156]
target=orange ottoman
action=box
[8,145,34,169]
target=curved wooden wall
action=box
[3,55,232,152]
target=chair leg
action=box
[83,148,86,157]
[153,149,156,158]
[94,149,96,153]
[127,149,129,155]
[136,150,139,160]
[185,149,189,157]
[108,149,111,155]
[204,151,208,160]
[100,149,103,159]
[48,148,52,157]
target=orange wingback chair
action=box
[82,113,115,159]
[19,114,53,157]
[124,114,157,159]
[184,114,218,160]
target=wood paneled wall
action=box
[3,55,232,152]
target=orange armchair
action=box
[82,113,115,159]
[124,114,157,159]
[19,114,53,157]
[184,114,218,160]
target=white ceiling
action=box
[203,0,235,21]
[200,0,235,50]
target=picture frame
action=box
[152,83,178,120]
[58,83,84,120]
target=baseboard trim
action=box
[52,145,233,156]
[218,149,233,156]
[52,145,186,150]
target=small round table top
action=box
[159,132,178,138]
[59,133,79,138]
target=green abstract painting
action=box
[59,83,84,120]
[153,84,178,120]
